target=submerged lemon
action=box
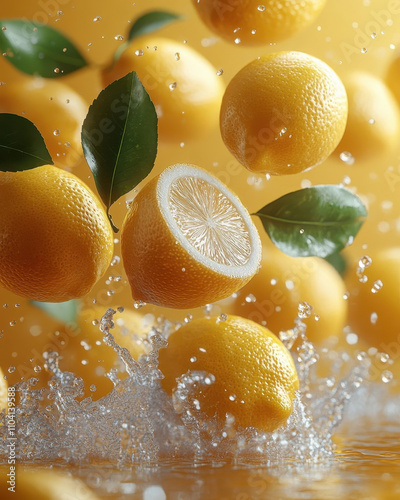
[159,315,299,432]
[191,0,327,46]
[0,165,114,302]
[220,51,348,175]
[121,164,262,309]
[102,36,225,142]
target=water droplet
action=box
[174,52,180,61]
[378,352,390,364]
[257,4,266,11]
[371,280,383,294]
[216,313,228,323]
[339,151,355,165]
[1,27,6,31]
[184,314,193,324]
[368,118,375,125]
[106,290,115,297]
[114,35,124,41]
[229,394,237,401]
[90,384,97,392]
[216,68,224,76]
[53,129,60,136]
[381,370,393,383]
[299,228,305,234]
[298,302,312,319]
[133,300,146,309]
[370,312,378,324]
[110,255,120,266]
[190,356,197,363]
[134,49,144,56]
[245,293,256,303]
[371,32,377,38]
[234,37,241,44]
[169,82,177,91]
[54,68,60,74]
[8,366,15,373]
[361,47,367,53]
[93,16,102,22]
[33,365,41,373]
[9,321,16,327]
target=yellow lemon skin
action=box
[102,36,225,142]
[191,0,327,46]
[220,51,348,175]
[159,315,299,432]
[336,72,400,160]
[386,53,400,107]
[0,78,87,169]
[346,248,400,352]
[227,249,348,344]
[120,165,260,310]
[0,165,114,303]
[1,468,100,500]
[59,305,150,399]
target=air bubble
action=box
[216,313,228,323]
[93,16,102,22]
[381,370,393,383]
[371,280,383,294]
[134,49,144,56]
[114,35,124,41]
[257,4,266,11]
[245,294,256,303]
[339,151,355,165]
[169,82,177,91]
[53,129,60,136]
[174,52,180,61]
[8,366,15,374]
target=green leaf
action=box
[0,19,88,77]
[31,299,79,324]
[0,113,53,171]
[127,10,182,41]
[113,11,182,64]
[81,71,158,232]
[254,186,367,258]
[324,252,348,276]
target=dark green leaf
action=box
[127,10,182,41]
[324,252,347,276]
[81,71,158,231]
[254,186,367,258]
[0,113,53,171]
[31,299,79,324]
[113,11,182,64]
[0,19,88,77]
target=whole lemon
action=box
[159,315,299,432]
[0,78,87,169]
[220,51,348,175]
[191,0,327,46]
[336,72,400,160]
[102,36,225,142]
[0,165,114,302]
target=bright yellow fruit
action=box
[59,305,151,399]
[159,315,299,432]
[227,248,347,344]
[336,72,400,160]
[2,468,100,500]
[102,36,225,142]
[0,165,114,302]
[220,51,348,175]
[0,78,87,169]
[191,0,327,46]
[346,248,400,351]
[386,53,400,107]
[121,164,262,309]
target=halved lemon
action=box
[121,164,262,309]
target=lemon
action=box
[159,315,299,432]
[336,72,400,159]
[102,36,225,142]
[227,248,347,343]
[220,51,348,175]
[121,164,262,309]
[0,78,87,169]
[191,0,327,46]
[0,165,114,302]
[0,367,7,410]
[346,248,400,350]
[2,468,100,500]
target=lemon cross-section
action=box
[121,164,262,309]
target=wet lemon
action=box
[159,315,299,432]
[228,248,347,343]
[191,0,327,46]
[0,78,87,169]
[336,72,400,160]
[121,164,262,309]
[0,165,114,302]
[102,36,225,142]
[346,248,400,351]
[220,51,347,175]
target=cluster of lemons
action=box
[1,0,400,448]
